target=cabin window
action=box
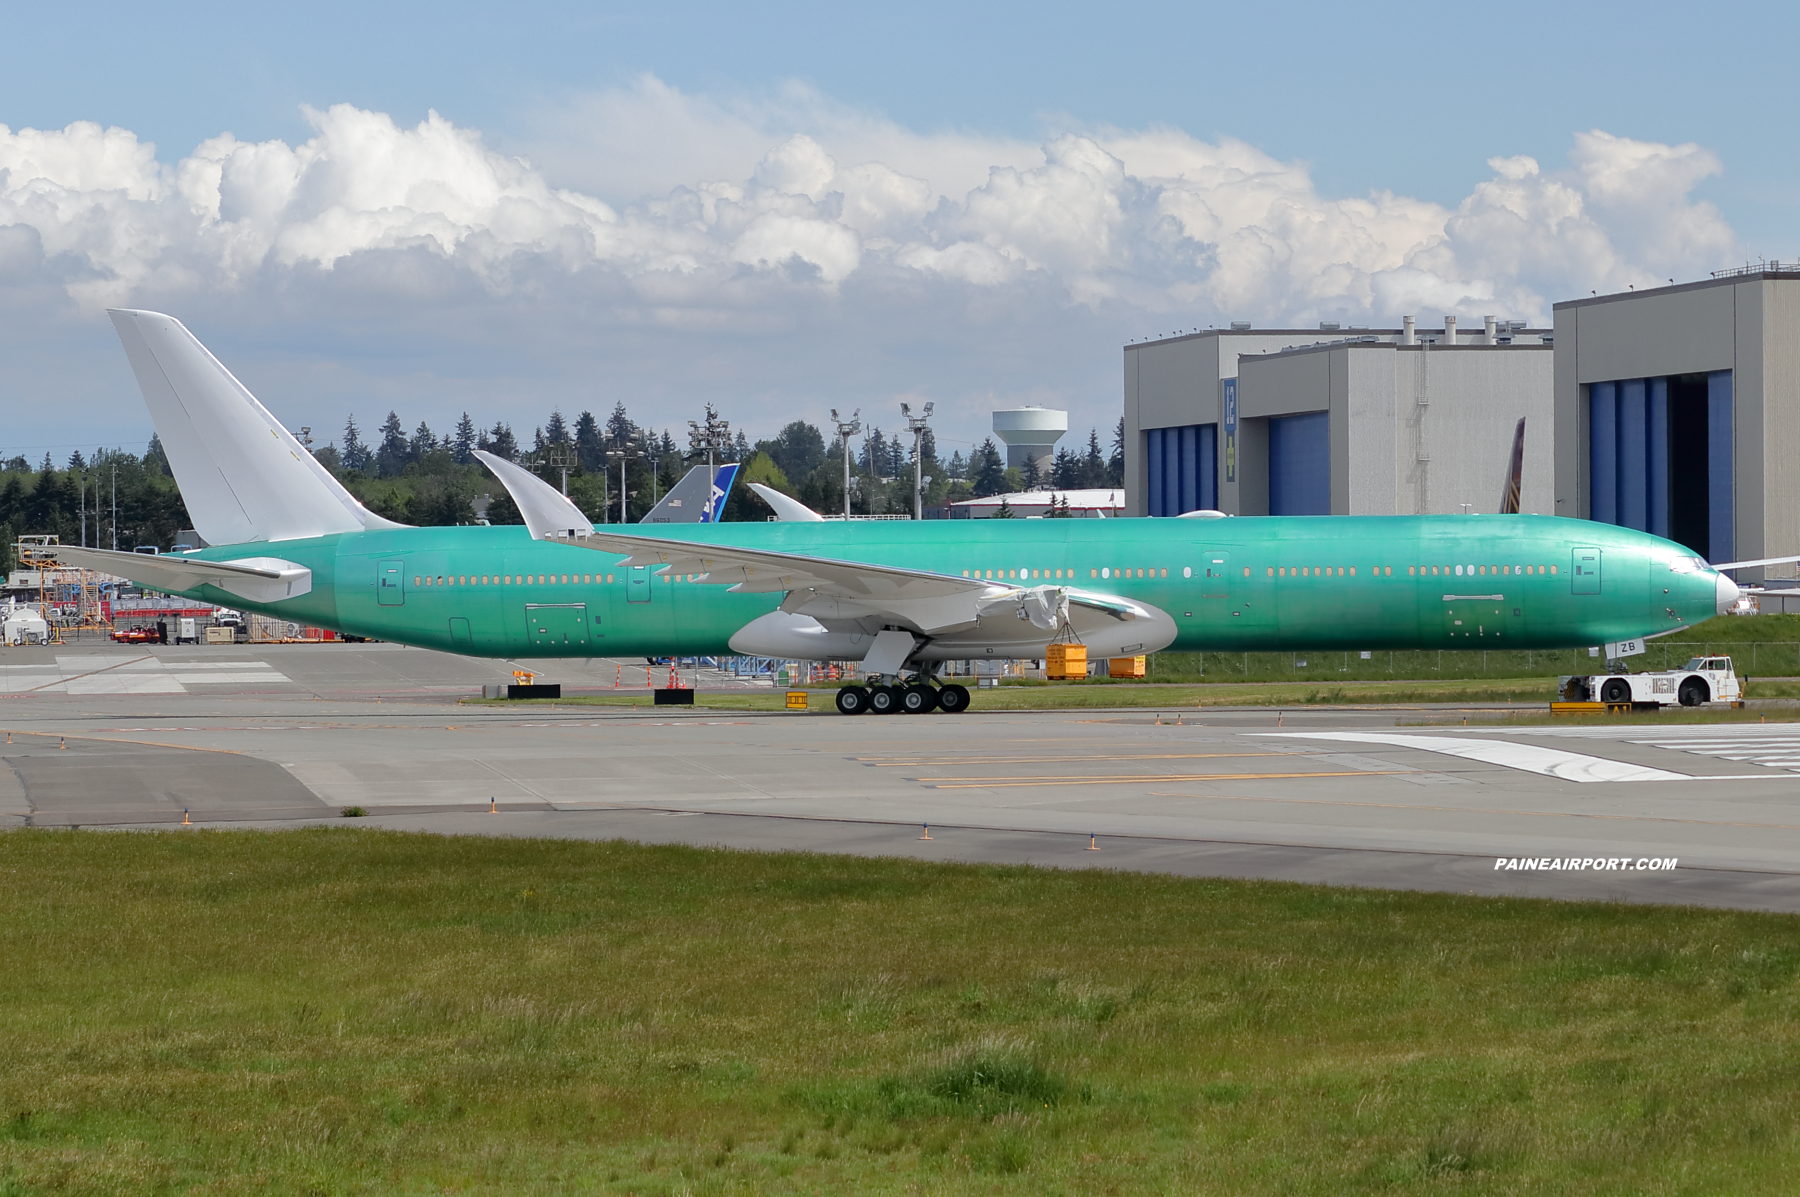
[1183,566,1192,578]
[1550,564,1558,574]
[1348,567,1355,576]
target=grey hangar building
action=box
[1123,266,1800,586]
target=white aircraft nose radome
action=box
[1716,571,1741,613]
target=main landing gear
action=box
[834,679,970,715]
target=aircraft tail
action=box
[1498,417,1526,515]
[643,463,740,523]
[107,310,403,545]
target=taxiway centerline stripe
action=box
[922,770,1409,789]
[0,729,244,755]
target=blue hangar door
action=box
[1268,412,1330,516]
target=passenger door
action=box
[1571,547,1602,595]
[377,559,405,606]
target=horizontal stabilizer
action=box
[53,545,312,603]
[106,309,403,545]
[473,450,594,540]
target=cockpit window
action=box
[1668,556,1706,574]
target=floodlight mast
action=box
[547,444,576,496]
[830,408,861,519]
[901,401,934,520]
[605,440,634,524]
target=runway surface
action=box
[4,641,1799,912]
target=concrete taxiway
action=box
[3,641,1799,913]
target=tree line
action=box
[0,405,1127,562]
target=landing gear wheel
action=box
[868,685,901,714]
[1600,678,1631,705]
[1678,678,1709,707]
[936,684,971,713]
[901,684,938,714]
[835,686,871,715]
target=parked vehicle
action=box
[1559,656,1742,708]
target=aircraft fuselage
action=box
[155,514,1725,659]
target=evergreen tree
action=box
[146,434,170,475]
[947,449,966,481]
[412,421,436,459]
[992,496,1016,518]
[1051,446,1078,489]
[920,427,937,463]
[341,415,371,471]
[1109,417,1125,486]
[545,409,569,444]
[1084,428,1107,488]
[488,422,518,460]
[375,411,409,477]
[970,438,1006,498]
[531,426,546,455]
[732,429,751,462]
[607,402,635,446]
[574,411,604,469]
[452,413,477,464]
[68,450,86,472]
[1021,454,1042,491]
[889,436,906,480]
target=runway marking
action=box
[858,752,1304,766]
[1261,732,1794,783]
[1473,724,1800,774]
[921,770,1408,790]
[1143,789,1800,833]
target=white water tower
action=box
[992,406,1068,475]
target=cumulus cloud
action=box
[0,84,1743,453]
[0,98,1736,323]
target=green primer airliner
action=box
[55,310,1743,715]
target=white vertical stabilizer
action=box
[107,309,404,545]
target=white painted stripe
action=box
[1258,731,1773,783]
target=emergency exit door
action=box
[627,566,651,602]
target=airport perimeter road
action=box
[3,642,1800,912]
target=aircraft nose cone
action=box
[1716,571,1741,614]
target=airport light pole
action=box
[687,405,732,521]
[547,445,576,496]
[606,441,634,524]
[901,401,934,520]
[830,408,861,519]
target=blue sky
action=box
[0,0,1792,463]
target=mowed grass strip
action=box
[3,830,1798,1194]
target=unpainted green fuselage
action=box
[151,515,1724,660]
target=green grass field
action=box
[4,830,1799,1194]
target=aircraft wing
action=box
[548,528,1145,636]
[551,529,984,598]
[50,545,313,603]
